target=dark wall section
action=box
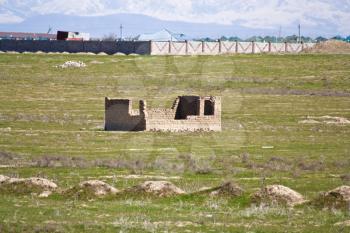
[51,41,68,52]
[115,41,151,55]
[1,40,18,51]
[101,41,118,54]
[83,41,101,53]
[0,40,151,55]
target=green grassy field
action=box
[0,53,349,232]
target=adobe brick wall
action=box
[104,98,146,131]
[105,96,221,132]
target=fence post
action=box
[202,41,205,54]
[235,40,238,53]
[168,40,171,54]
[149,40,152,55]
[301,41,304,52]
[284,42,288,53]
[185,40,188,55]
[99,40,102,53]
[252,41,255,54]
[83,40,86,53]
[268,42,272,53]
[218,40,222,54]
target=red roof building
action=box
[0,32,56,40]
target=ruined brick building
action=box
[105,96,221,132]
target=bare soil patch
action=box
[304,40,350,54]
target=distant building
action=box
[0,32,56,40]
[57,31,90,41]
[136,29,188,41]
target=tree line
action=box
[198,35,350,43]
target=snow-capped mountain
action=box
[0,0,349,38]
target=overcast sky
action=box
[0,0,349,36]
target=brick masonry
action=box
[105,96,221,132]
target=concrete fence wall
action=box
[0,39,315,55]
[0,40,151,55]
[150,41,316,55]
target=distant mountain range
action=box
[0,13,340,39]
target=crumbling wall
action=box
[145,96,221,132]
[104,98,146,131]
[175,96,200,119]
[105,96,221,132]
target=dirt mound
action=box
[316,186,350,209]
[66,180,119,198]
[0,175,57,196]
[196,181,244,197]
[305,40,350,54]
[129,181,186,197]
[210,182,244,196]
[252,185,306,206]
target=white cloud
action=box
[30,0,107,16]
[0,11,23,24]
[0,0,349,34]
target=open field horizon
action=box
[0,53,349,232]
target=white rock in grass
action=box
[0,175,10,183]
[39,190,52,198]
[56,61,87,68]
